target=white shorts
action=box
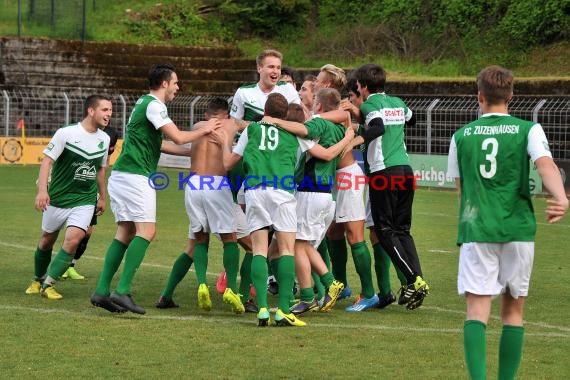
[458,242,534,298]
[234,203,249,239]
[296,192,335,247]
[334,162,366,223]
[108,171,156,223]
[245,188,296,233]
[42,204,95,233]
[237,185,245,205]
[185,176,236,239]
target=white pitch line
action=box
[1,305,568,338]
[3,240,570,334]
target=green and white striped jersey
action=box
[43,123,109,208]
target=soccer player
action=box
[228,49,300,297]
[279,66,298,90]
[298,74,317,121]
[61,125,118,280]
[354,63,429,310]
[90,63,220,314]
[159,98,244,314]
[263,88,355,315]
[447,65,568,380]
[215,93,353,326]
[341,76,407,308]
[25,95,112,300]
[156,98,256,313]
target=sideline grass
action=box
[1,165,568,379]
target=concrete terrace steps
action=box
[0,37,242,58]
[0,37,256,95]
[5,72,246,95]
[3,48,254,69]
[2,60,257,82]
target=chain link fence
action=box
[1,89,569,159]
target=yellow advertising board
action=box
[0,138,123,165]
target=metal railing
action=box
[1,89,569,159]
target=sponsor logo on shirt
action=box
[160,111,168,119]
[74,164,97,182]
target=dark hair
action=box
[83,94,112,117]
[346,75,360,97]
[148,63,176,90]
[206,97,229,116]
[477,65,513,105]
[281,66,297,80]
[286,103,305,123]
[264,93,288,119]
[354,63,386,93]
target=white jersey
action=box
[230,82,301,121]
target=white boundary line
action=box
[3,241,570,335]
[1,305,568,338]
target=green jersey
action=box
[298,117,345,191]
[360,93,412,172]
[229,82,301,200]
[449,114,552,243]
[234,122,311,193]
[113,94,172,177]
[43,123,109,208]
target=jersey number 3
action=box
[258,124,279,151]
[479,137,498,179]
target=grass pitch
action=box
[1,165,568,379]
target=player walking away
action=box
[447,65,568,380]
[90,63,220,314]
[25,95,111,300]
[61,125,119,280]
[354,63,429,310]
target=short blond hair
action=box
[256,49,283,67]
[320,64,347,90]
[315,88,341,112]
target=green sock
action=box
[277,255,295,312]
[239,252,253,301]
[373,243,392,296]
[498,325,524,380]
[311,271,325,299]
[318,238,332,270]
[300,287,314,303]
[115,236,150,295]
[351,241,375,298]
[34,247,52,280]
[223,242,240,291]
[319,271,335,289]
[45,248,73,284]
[162,252,193,299]
[395,265,407,287]
[95,239,128,296]
[328,238,347,285]
[193,243,209,285]
[464,320,487,380]
[251,255,268,308]
[269,257,279,282]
